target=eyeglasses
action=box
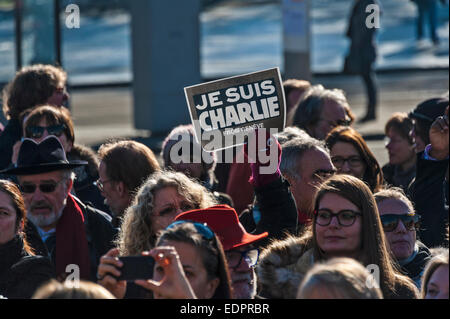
[315,209,362,227]
[166,220,215,240]
[94,179,113,192]
[380,214,420,232]
[226,248,260,270]
[331,156,364,168]
[26,124,67,139]
[19,179,66,194]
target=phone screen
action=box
[116,256,155,282]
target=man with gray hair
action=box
[280,136,336,227]
[288,85,354,140]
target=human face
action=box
[331,141,366,180]
[150,187,195,234]
[289,148,335,215]
[169,161,204,180]
[98,161,127,216]
[425,265,449,299]
[18,170,71,232]
[46,86,69,107]
[410,120,427,153]
[311,100,348,140]
[153,240,219,299]
[29,118,72,153]
[226,246,258,299]
[315,193,362,259]
[0,191,18,245]
[377,198,416,261]
[385,128,415,168]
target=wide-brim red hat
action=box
[175,204,268,251]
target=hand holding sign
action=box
[185,68,286,152]
[244,129,282,187]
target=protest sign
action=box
[184,68,286,152]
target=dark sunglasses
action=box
[380,214,420,232]
[26,124,66,139]
[19,180,66,194]
[166,220,215,240]
[226,248,260,270]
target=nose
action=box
[394,220,408,233]
[340,161,351,173]
[32,187,46,201]
[328,215,340,228]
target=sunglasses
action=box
[26,124,67,139]
[19,179,66,194]
[226,248,260,270]
[166,220,215,240]
[380,214,420,232]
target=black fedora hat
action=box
[0,136,87,175]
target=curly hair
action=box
[2,64,67,119]
[116,170,217,256]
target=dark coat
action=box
[25,196,118,282]
[0,236,54,299]
[382,163,416,194]
[410,152,449,248]
[345,0,378,74]
[0,119,21,171]
[239,177,298,249]
[399,241,432,288]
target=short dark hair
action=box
[385,112,414,144]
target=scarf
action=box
[55,194,90,280]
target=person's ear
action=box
[65,178,73,195]
[205,277,220,299]
[116,181,128,197]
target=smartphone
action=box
[116,256,155,282]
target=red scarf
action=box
[55,194,91,280]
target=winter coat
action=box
[0,119,21,171]
[345,0,378,74]
[256,235,419,299]
[410,152,449,248]
[25,196,117,282]
[0,235,54,299]
[382,163,416,194]
[399,241,432,288]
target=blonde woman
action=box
[297,257,383,299]
[97,170,217,298]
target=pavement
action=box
[71,69,449,168]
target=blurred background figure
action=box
[345,0,379,123]
[33,279,115,299]
[421,248,449,299]
[383,113,417,193]
[0,64,69,171]
[411,0,444,46]
[297,257,383,299]
[282,79,311,113]
[288,85,354,140]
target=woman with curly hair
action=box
[96,170,217,298]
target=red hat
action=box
[175,205,268,251]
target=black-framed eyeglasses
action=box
[19,179,66,194]
[166,220,215,240]
[94,179,113,192]
[331,155,364,168]
[26,124,67,139]
[225,248,260,270]
[380,214,420,232]
[314,209,362,227]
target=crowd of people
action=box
[0,64,448,300]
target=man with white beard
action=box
[175,205,268,299]
[1,136,116,282]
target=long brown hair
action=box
[325,126,384,193]
[312,174,417,298]
[0,180,34,255]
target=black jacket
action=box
[239,177,298,249]
[0,236,54,299]
[410,152,449,248]
[25,196,118,282]
[0,119,21,172]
